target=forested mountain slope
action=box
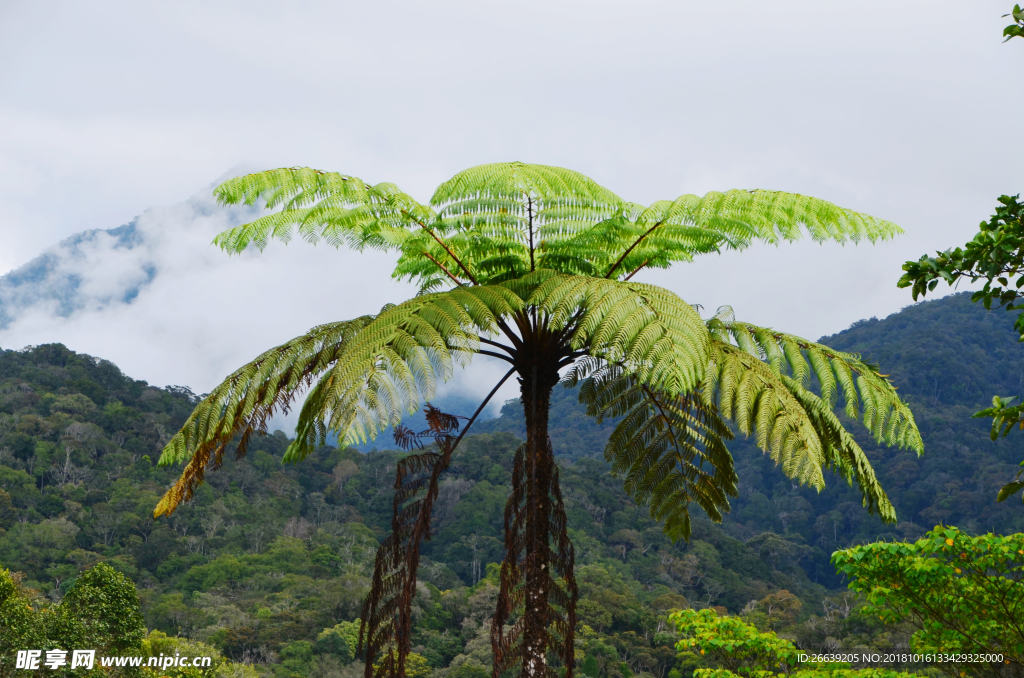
[0,292,1020,677]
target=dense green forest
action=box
[0,292,1021,678]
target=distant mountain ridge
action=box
[0,222,150,328]
[466,292,1024,546]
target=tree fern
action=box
[159,161,922,678]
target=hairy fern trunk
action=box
[492,313,577,678]
[521,359,557,678]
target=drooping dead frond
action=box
[360,404,462,678]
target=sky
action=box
[0,0,1021,416]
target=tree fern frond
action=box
[431,162,622,213]
[572,363,737,542]
[782,377,897,522]
[212,168,436,258]
[523,272,710,396]
[214,167,372,209]
[707,342,828,490]
[704,332,912,522]
[153,315,376,517]
[154,284,525,517]
[599,190,903,280]
[711,319,923,454]
[650,189,903,247]
[287,285,524,460]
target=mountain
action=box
[459,292,1024,578]
[0,223,150,328]
[0,291,1021,677]
[0,185,409,396]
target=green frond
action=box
[569,363,737,542]
[153,315,375,517]
[782,377,897,521]
[709,342,828,490]
[711,318,923,454]
[430,162,622,213]
[522,272,710,396]
[214,167,372,209]
[212,167,431,255]
[155,284,525,518]
[594,190,903,280]
[702,314,921,523]
[401,162,627,286]
[287,285,523,459]
[640,189,903,249]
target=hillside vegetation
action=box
[0,292,1021,677]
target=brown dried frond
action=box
[361,405,462,678]
[424,403,461,435]
[392,424,420,451]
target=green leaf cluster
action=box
[1004,5,1024,41]
[0,563,144,678]
[899,195,1024,336]
[670,608,915,678]
[832,526,1024,671]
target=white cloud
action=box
[0,183,520,426]
[0,0,1021,415]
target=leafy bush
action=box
[832,526,1024,672]
[669,609,915,678]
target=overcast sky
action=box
[0,0,1021,413]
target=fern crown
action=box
[155,162,919,539]
[213,162,903,292]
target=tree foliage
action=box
[670,608,915,678]
[0,563,145,678]
[898,10,1024,504]
[832,526,1024,677]
[1005,4,1024,41]
[899,196,1024,503]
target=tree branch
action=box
[496,319,524,351]
[528,195,535,272]
[480,337,517,356]
[623,260,650,281]
[478,350,516,365]
[448,368,517,451]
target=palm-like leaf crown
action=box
[213,162,902,290]
[158,162,918,542]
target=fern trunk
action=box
[493,315,576,678]
[521,360,558,678]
